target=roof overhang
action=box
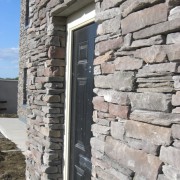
[51,0,94,17]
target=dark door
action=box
[70,22,97,180]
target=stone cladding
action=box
[19,0,180,179]
[19,0,66,179]
[18,0,29,121]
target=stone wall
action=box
[92,0,180,179]
[18,0,29,121]
[19,0,66,179]
[19,0,180,179]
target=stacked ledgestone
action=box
[18,0,29,120]
[92,0,180,179]
[19,0,180,179]
[19,0,67,179]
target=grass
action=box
[0,133,25,180]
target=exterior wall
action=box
[92,0,180,179]
[0,80,18,114]
[18,0,29,121]
[19,0,67,179]
[19,0,180,179]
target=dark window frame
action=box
[23,68,28,105]
[25,0,29,27]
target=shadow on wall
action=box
[0,80,18,114]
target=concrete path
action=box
[0,118,27,152]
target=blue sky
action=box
[0,0,20,78]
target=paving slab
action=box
[0,118,27,152]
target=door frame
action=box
[64,4,95,180]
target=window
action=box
[23,68,27,104]
[25,0,29,26]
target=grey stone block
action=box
[160,146,180,169]
[130,110,180,126]
[105,137,162,180]
[125,120,172,146]
[129,92,172,112]
[94,71,135,91]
